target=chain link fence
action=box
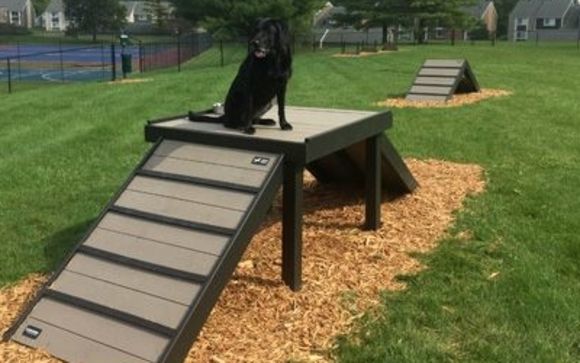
[1,32,213,94]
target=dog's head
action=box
[249,18,290,60]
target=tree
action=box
[333,0,413,46]
[32,0,51,16]
[494,0,520,38]
[145,0,171,30]
[170,0,325,38]
[64,0,127,42]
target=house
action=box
[313,1,346,29]
[432,1,498,40]
[464,0,498,36]
[38,0,67,31]
[0,0,34,28]
[509,0,580,41]
[121,1,174,25]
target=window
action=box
[543,18,556,27]
[51,12,59,28]
[10,11,20,25]
[517,18,528,26]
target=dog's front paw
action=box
[280,122,293,131]
[243,126,256,135]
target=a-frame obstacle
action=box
[5,106,417,363]
[406,59,480,102]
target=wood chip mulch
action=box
[378,88,512,108]
[0,158,485,363]
[332,50,396,58]
[107,78,154,85]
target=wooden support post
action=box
[365,134,381,230]
[282,161,304,291]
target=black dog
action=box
[188,18,293,135]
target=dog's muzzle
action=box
[253,48,267,59]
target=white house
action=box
[121,1,174,25]
[39,0,67,31]
[0,0,34,28]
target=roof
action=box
[0,0,29,11]
[463,0,494,18]
[536,0,574,17]
[44,0,63,13]
[510,0,574,18]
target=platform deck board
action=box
[160,107,378,144]
[146,106,392,165]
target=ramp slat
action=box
[13,318,150,363]
[414,77,456,86]
[84,228,218,276]
[127,176,254,212]
[423,59,464,68]
[418,68,461,77]
[409,85,452,95]
[100,213,228,256]
[65,254,201,305]
[144,156,267,189]
[115,190,244,230]
[155,140,279,172]
[405,94,449,102]
[137,169,260,194]
[51,271,188,329]
[22,299,169,362]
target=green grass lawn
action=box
[1,42,579,362]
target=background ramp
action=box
[406,59,480,102]
[307,135,417,198]
[6,139,283,363]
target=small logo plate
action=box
[251,157,270,166]
[23,325,42,340]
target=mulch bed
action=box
[332,50,397,58]
[107,78,153,85]
[378,88,512,109]
[0,158,485,363]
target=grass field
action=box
[1,42,579,362]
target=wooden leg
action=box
[282,162,303,291]
[365,134,381,230]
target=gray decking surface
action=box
[151,106,381,144]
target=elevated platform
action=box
[7,106,417,363]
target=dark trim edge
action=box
[44,289,176,338]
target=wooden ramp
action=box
[5,140,283,363]
[406,59,480,102]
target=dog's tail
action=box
[187,110,225,123]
